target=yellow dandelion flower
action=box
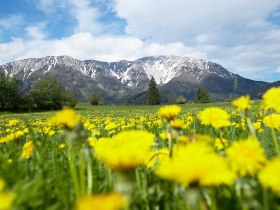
[199,107,230,129]
[259,157,280,196]
[215,137,228,150]
[58,143,65,149]
[49,108,81,129]
[159,131,168,140]
[20,141,34,159]
[87,137,97,147]
[262,87,280,112]
[94,130,154,171]
[0,179,16,210]
[226,137,266,176]
[7,119,20,127]
[155,142,235,187]
[75,193,128,210]
[253,121,262,130]
[158,105,181,121]
[170,119,188,130]
[232,95,250,111]
[263,114,280,130]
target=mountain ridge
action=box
[0,55,267,104]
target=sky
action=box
[1,0,280,82]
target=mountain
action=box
[0,55,267,104]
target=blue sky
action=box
[1,0,280,82]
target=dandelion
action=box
[259,157,280,196]
[7,119,20,127]
[170,119,188,130]
[226,137,266,176]
[263,114,280,130]
[0,179,16,210]
[155,142,235,187]
[75,193,128,210]
[94,130,154,171]
[215,137,228,150]
[262,87,280,112]
[199,107,230,129]
[158,105,181,121]
[146,148,169,168]
[58,143,65,149]
[20,141,34,159]
[232,95,251,111]
[49,108,81,129]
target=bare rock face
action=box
[0,55,266,103]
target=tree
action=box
[29,77,65,110]
[88,92,102,105]
[0,72,21,110]
[175,95,187,104]
[147,76,160,105]
[196,86,211,103]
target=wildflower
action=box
[263,114,280,130]
[199,107,230,129]
[159,131,168,140]
[0,179,16,210]
[94,130,154,171]
[170,119,188,130]
[253,121,262,130]
[155,142,235,187]
[232,95,250,111]
[158,105,181,121]
[215,137,228,150]
[49,108,81,129]
[226,137,266,176]
[87,137,97,147]
[7,119,20,127]
[58,144,65,149]
[262,87,280,112]
[20,141,34,159]
[75,193,128,210]
[259,157,280,196]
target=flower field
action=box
[1,88,280,210]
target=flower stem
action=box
[271,128,280,155]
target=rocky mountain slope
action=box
[0,55,267,103]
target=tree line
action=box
[0,72,77,111]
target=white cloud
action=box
[25,24,47,40]
[114,0,280,44]
[0,15,23,30]
[0,32,204,64]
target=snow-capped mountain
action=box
[0,55,266,103]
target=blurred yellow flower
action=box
[158,105,181,121]
[58,143,65,149]
[232,95,250,111]
[215,137,228,150]
[76,193,128,210]
[20,141,34,159]
[7,119,20,127]
[199,107,230,129]
[0,179,16,210]
[263,114,280,130]
[94,130,154,171]
[259,157,280,196]
[262,87,280,112]
[226,137,266,176]
[49,108,81,129]
[155,142,235,187]
[170,119,188,130]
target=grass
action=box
[0,100,279,210]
